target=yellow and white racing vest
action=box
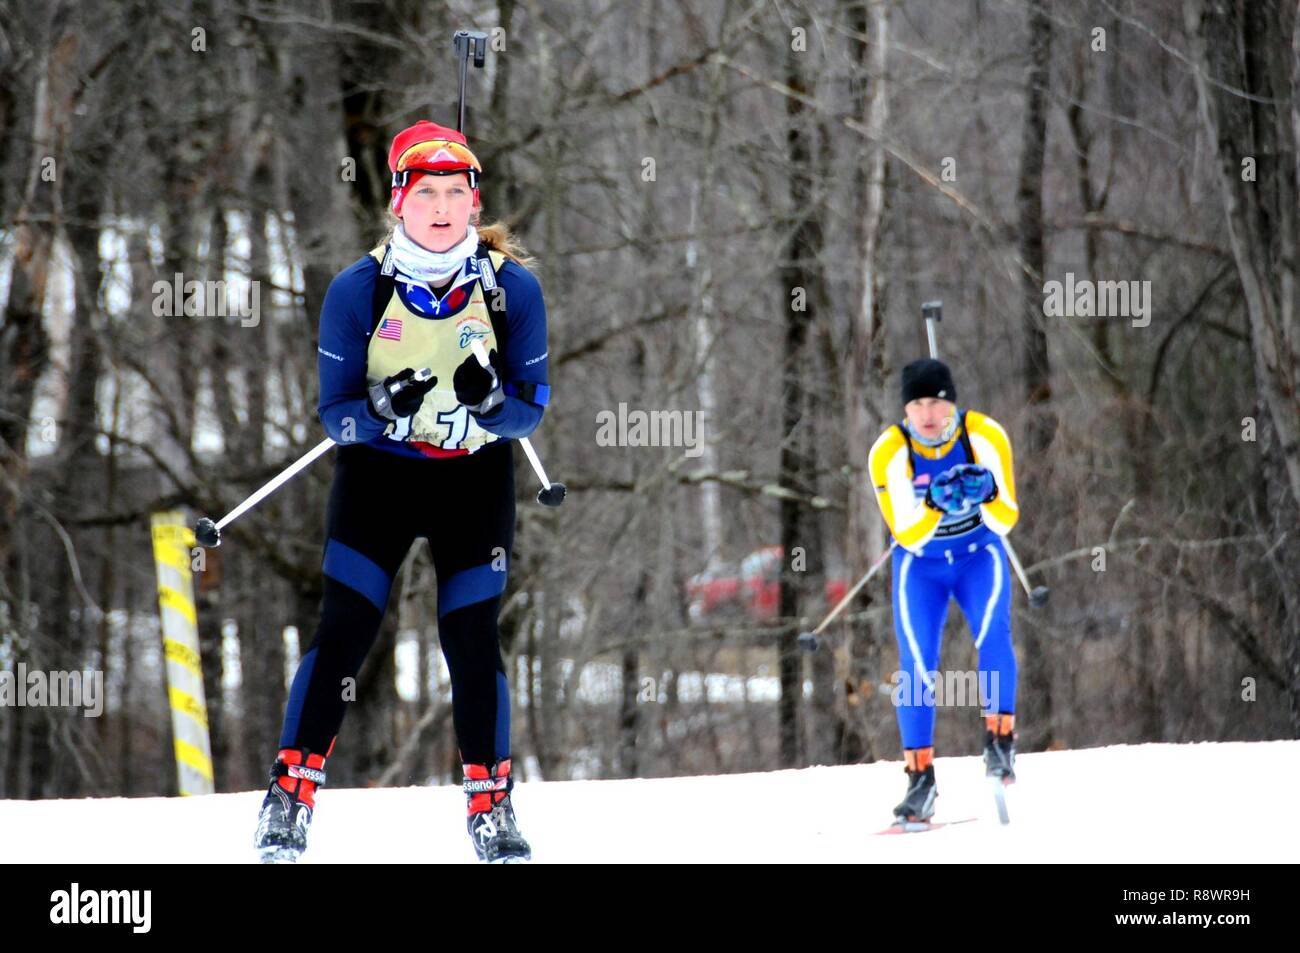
[364,243,507,453]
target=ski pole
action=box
[796,543,897,652]
[469,340,566,507]
[194,369,434,547]
[920,299,1049,609]
[1002,537,1050,608]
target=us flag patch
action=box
[377,317,403,341]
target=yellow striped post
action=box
[151,512,215,795]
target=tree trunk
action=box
[1015,0,1056,751]
[776,16,832,768]
[1185,0,1300,734]
[843,0,891,766]
[0,5,77,614]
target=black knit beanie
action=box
[900,359,956,404]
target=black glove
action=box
[368,367,436,421]
[453,348,504,416]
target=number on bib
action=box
[438,405,471,449]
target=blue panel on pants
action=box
[323,538,392,612]
[438,561,507,617]
[279,645,318,748]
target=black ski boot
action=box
[983,713,1016,783]
[464,759,531,863]
[893,748,937,829]
[254,747,328,864]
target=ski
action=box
[876,817,978,835]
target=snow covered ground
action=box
[3,741,1295,863]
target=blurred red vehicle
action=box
[686,546,849,622]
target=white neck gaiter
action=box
[389,223,479,286]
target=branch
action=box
[554,305,689,365]
[1050,215,1233,258]
[1127,558,1287,689]
[712,52,1028,284]
[0,459,103,618]
[1024,532,1272,576]
[569,464,840,511]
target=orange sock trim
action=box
[984,713,1015,736]
[904,747,934,772]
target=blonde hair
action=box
[381,206,535,268]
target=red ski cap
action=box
[388,120,482,212]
